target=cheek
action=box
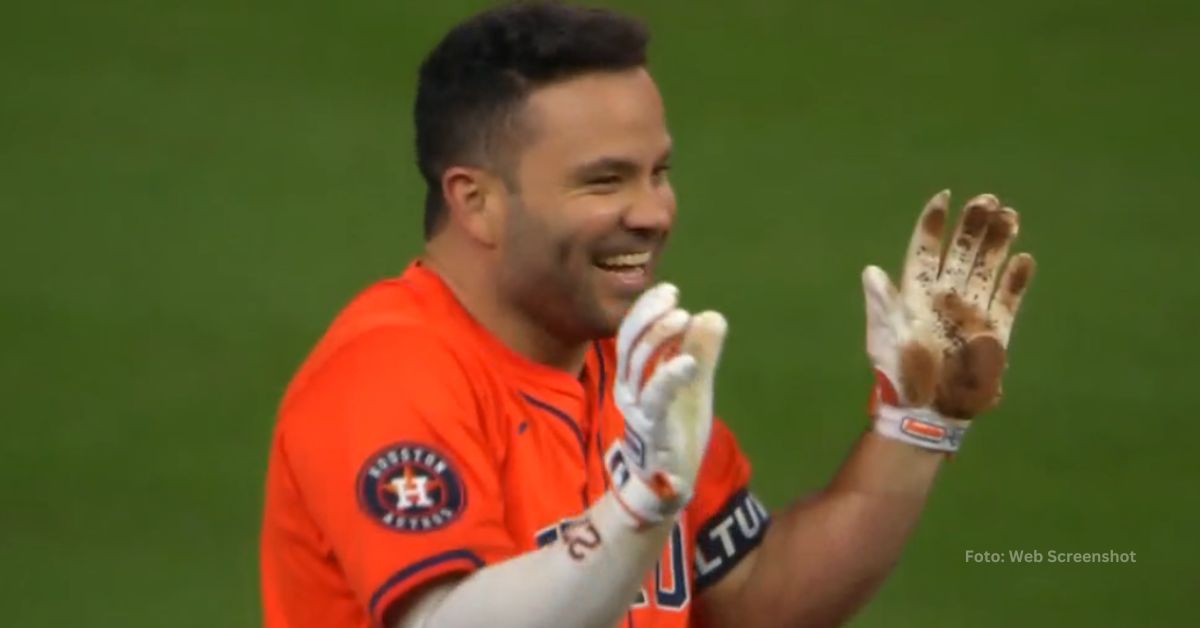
[507,205,587,273]
[573,197,628,236]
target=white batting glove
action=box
[863,191,1036,453]
[613,283,728,526]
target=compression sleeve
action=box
[392,492,671,628]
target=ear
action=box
[442,166,508,246]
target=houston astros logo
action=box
[357,443,466,532]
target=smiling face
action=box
[495,67,676,341]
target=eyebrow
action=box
[569,147,674,182]
[571,157,638,182]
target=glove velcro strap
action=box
[874,404,970,453]
[614,472,690,528]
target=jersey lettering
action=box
[694,488,770,591]
[654,521,689,610]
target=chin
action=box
[589,294,635,339]
[577,265,655,339]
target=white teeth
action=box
[599,252,651,268]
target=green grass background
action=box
[2,0,1196,625]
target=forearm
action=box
[735,430,943,628]
[392,492,671,628]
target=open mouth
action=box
[593,251,652,276]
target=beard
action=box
[498,200,626,344]
[511,267,619,343]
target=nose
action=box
[621,182,675,235]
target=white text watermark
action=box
[964,549,1136,564]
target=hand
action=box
[613,283,728,525]
[862,191,1036,452]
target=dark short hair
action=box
[415,1,650,239]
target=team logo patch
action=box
[357,443,466,533]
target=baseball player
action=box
[260,3,1035,627]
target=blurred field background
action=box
[2,0,1197,625]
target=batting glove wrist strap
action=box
[613,472,687,527]
[874,404,970,453]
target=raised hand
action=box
[862,191,1036,452]
[613,283,728,524]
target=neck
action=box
[422,245,590,375]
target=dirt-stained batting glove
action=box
[862,191,1036,453]
[613,283,728,525]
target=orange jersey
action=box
[261,262,770,627]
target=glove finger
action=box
[935,194,998,296]
[679,310,728,381]
[640,353,699,419]
[628,308,691,390]
[862,265,903,330]
[989,252,1036,346]
[963,206,1019,307]
[616,283,679,385]
[863,265,908,376]
[900,190,950,301]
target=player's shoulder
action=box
[274,313,507,469]
[321,265,462,347]
[281,322,480,421]
[279,269,494,419]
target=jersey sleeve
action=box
[686,418,771,593]
[278,326,517,624]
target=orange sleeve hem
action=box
[368,549,485,626]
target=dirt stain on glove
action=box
[932,292,1006,418]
